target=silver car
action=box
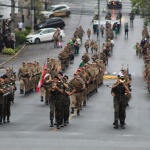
[41,4,71,18]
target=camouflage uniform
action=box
[111,80,129,129]
[70,74,85,115]
[87,28,91,40]
[50,79,64,129]
[18,62,29,95]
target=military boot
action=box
[64,120,67,126]
[3,116,6,123]
[50,119,53,127]
[77,110,80,116]
[0,117,2,124]
[45,100,49,105]
[114,120,118,129]
[120,121,125,129]
[57,124,60,129]
[41,96,43,102]
[71,107,74,114]
[7,116,10,123]
[83,101,86,106]
[20,89,24,94]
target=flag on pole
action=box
[36,63,47,92]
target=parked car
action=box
[41,4,71,18]
[26,28,65,44]
[34,18,65,30]
[107,0,122,9]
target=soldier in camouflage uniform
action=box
[90,39,95,53]
[87,28,91,40]
[63,75,73,125]
[69,73,85,116]
[84,40,90,53]
[41,68,52,105]
[49,76,64,129]
[111,76,130,129]
[0,78,5,124]
[18,61,29,95]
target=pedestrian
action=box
[18,21,23,31]
[124,23,129,38]
[111,76,130,129]
[125,28,129,38]
[96,26,99,40]
[114,25,118,38]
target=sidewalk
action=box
[0,44,26,69]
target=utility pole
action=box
[98,0,101,59]
[31,0,34,31]
[11,0,15,33]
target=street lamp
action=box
[31,0,34,31]
[98,0,101,59]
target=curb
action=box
[103,75,117,79]
[0,44,27,69]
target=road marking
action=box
[112,72,117,75]
[103,75,117,79]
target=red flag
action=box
[36,63,47,92]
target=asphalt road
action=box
[1,0,150,149]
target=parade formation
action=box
[0,9,135,130]
[0,2,149,132]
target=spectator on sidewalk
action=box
[18,21,23,31]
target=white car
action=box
[41,4,71,19]
[26,28,65,44]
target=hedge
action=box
[2,48,16,55]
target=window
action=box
[42,30,49,34]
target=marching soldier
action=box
[41,68,51,104]
[87,28,91,40]
[18,61,29,95]
[94,41,98,52]
[49,76,64,129]
[63,75,73,125]
[111,76,130,129]
[84,40,90,53]
[0,78,5,124]
[69,72,85,116]
[90,39,95,53]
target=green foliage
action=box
[2,48,16,55]
[15,31,26,45]
[25,26,32,31]
[34,0,44,24]
[131,0,150,25]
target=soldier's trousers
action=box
[20,78,28,91]
[40,87,45,97]
[113,96,126,123]
[63,97,70,121]
[6,99,11,117]
[55,99,63,126]
[20,79,25,90]
[0,99,4,117]
[50,101,55,120]
[71,92,82,111]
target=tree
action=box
[34,0,44,24]
[131,0,150,25]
